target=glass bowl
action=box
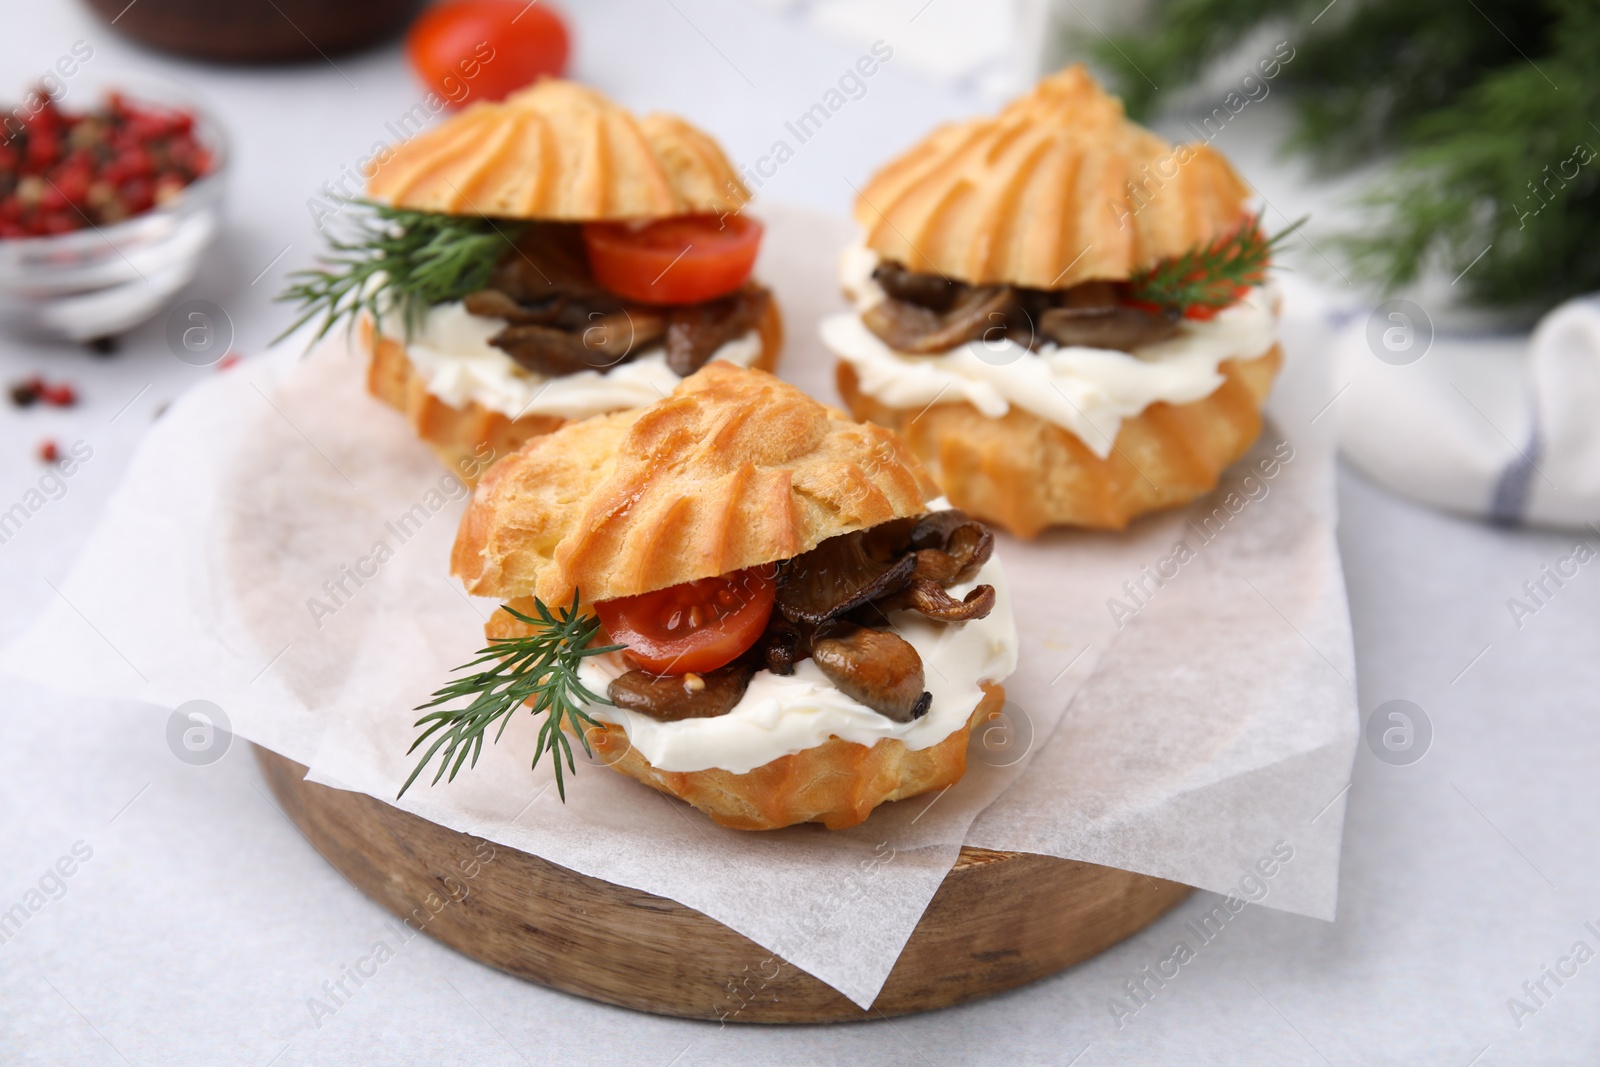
[0,82,228,343]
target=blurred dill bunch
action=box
[1094,0,1600,313]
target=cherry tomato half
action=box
[594,564,776,675]
[1179,284,1251,321]
[406,0,570,108]
[582,214,763,306]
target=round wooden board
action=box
[256,746,1189,1022]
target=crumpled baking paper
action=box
[0,206,1357,1009]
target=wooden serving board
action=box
[256,746,1189,1022]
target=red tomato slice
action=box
[594,564,776,675]
[582,214,763,305]
[406,0,570,108]
[1180,285,1251,321]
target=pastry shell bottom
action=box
[361,300,783,485]
[584,683,1005,831]
[837,344,1282,537]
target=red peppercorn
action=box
[38,182,67,212]
[42,382,76,406]
[25,131,59,170]
[1,87,209,238]
[120,178,153,215]
[37,440,60,463]
[54,164,91,206]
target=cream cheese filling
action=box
[820,243,1279,458]
[576,509,1018,775]
[380,300,762,422]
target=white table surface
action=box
[2,3,1598,1064]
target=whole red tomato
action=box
[406,1,571,108]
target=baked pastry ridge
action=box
[453,362,938,605]
[853,63,1250,290]
[366,79,749,221]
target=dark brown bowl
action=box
[82,0,427,64]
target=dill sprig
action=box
[1126,214,1302,313]
[276,201,525,344]
[1092,0,1597,311]
[400,593,623,801]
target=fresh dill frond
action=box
[401,592,623,802]
[276,201,525,344]
[1126,214,1303,312]
[1090,0,1598,311]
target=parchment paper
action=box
[0,205,1357,1008]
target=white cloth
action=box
[744,0,1137,99]
[1335,296,1600,529]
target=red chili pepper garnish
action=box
[0,87,210,238]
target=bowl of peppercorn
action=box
[0,79,226,343]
